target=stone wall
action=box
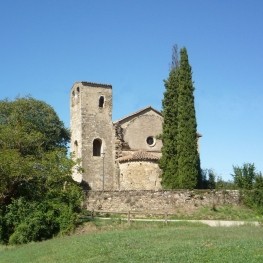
[122,113,163,151]
[85,190,240,214]
[118,161,162,190]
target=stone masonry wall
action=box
[123,114,163,151]
[118,162,162,190]
[85,190,240,214]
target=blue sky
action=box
[1,0,263,180]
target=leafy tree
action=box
[0,97,83,244]
[232,163,257,190]
[214,176,235,190]
[254,173,263,189]
[208,171,216,189]
[232,163,263,214]
[201,169,216,189]
[160,45,180,188]
[0,97,69,154]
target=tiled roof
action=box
[118,150,160,163]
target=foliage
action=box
[159,45,180,188]
[0,97,70,152]
[0,97,83,244]
[242,189,263,214]
[232,163,260,190]
[5,193,81,245]
[200,170,236,190]
[160,46,201,189]
[232,163,263,214]
[201,169,216,189]
[215,176,235,190]
[177,48,201,188]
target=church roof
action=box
[113,106,162,124]
[118,150,160,163]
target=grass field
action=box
[171,204,263,221]
[1,220,263,263]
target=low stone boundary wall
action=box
[85,190,240,214]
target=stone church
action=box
[70,81,163,191]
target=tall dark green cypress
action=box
[160,46,180,188]
[177,47,201,188]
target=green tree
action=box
[201,169,216,189]
[176,47,201,189]
[160,45,180,188]
[232,163,263,214]
[254,173,263,189]
[232,163,260,190]
[0,97,69,154]
[160,47,201,189]
[0,97,83,244]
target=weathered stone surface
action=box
[117,161,162,190]
[120,112,163,152]
[86,190,240,213]
[70,82,115,190]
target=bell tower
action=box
[70,81,115,190]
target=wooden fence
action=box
[88,210,174,224]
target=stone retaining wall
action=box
[85,190,240,214]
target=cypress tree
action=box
[176,47,201,188]
[159,46,180,188]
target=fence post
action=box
[164,211,168,224]
[127,210,131,225]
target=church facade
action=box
[70,81,163,190]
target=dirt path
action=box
[98,217,260,227]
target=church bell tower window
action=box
[93,138,102,156]
[99,96,105,108]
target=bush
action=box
[4,195,82,245]
[231,163,263,215]
[241,189,263,214]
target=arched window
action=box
[93,139,102,156]
[71,90,76,106]
[99,96,105,108]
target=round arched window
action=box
[99,96,105,108]
[93,138,102,156]
[146,136,156,147]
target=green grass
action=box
[170,204,263,221]
[91,204,263,222]
[1,221,263,263]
